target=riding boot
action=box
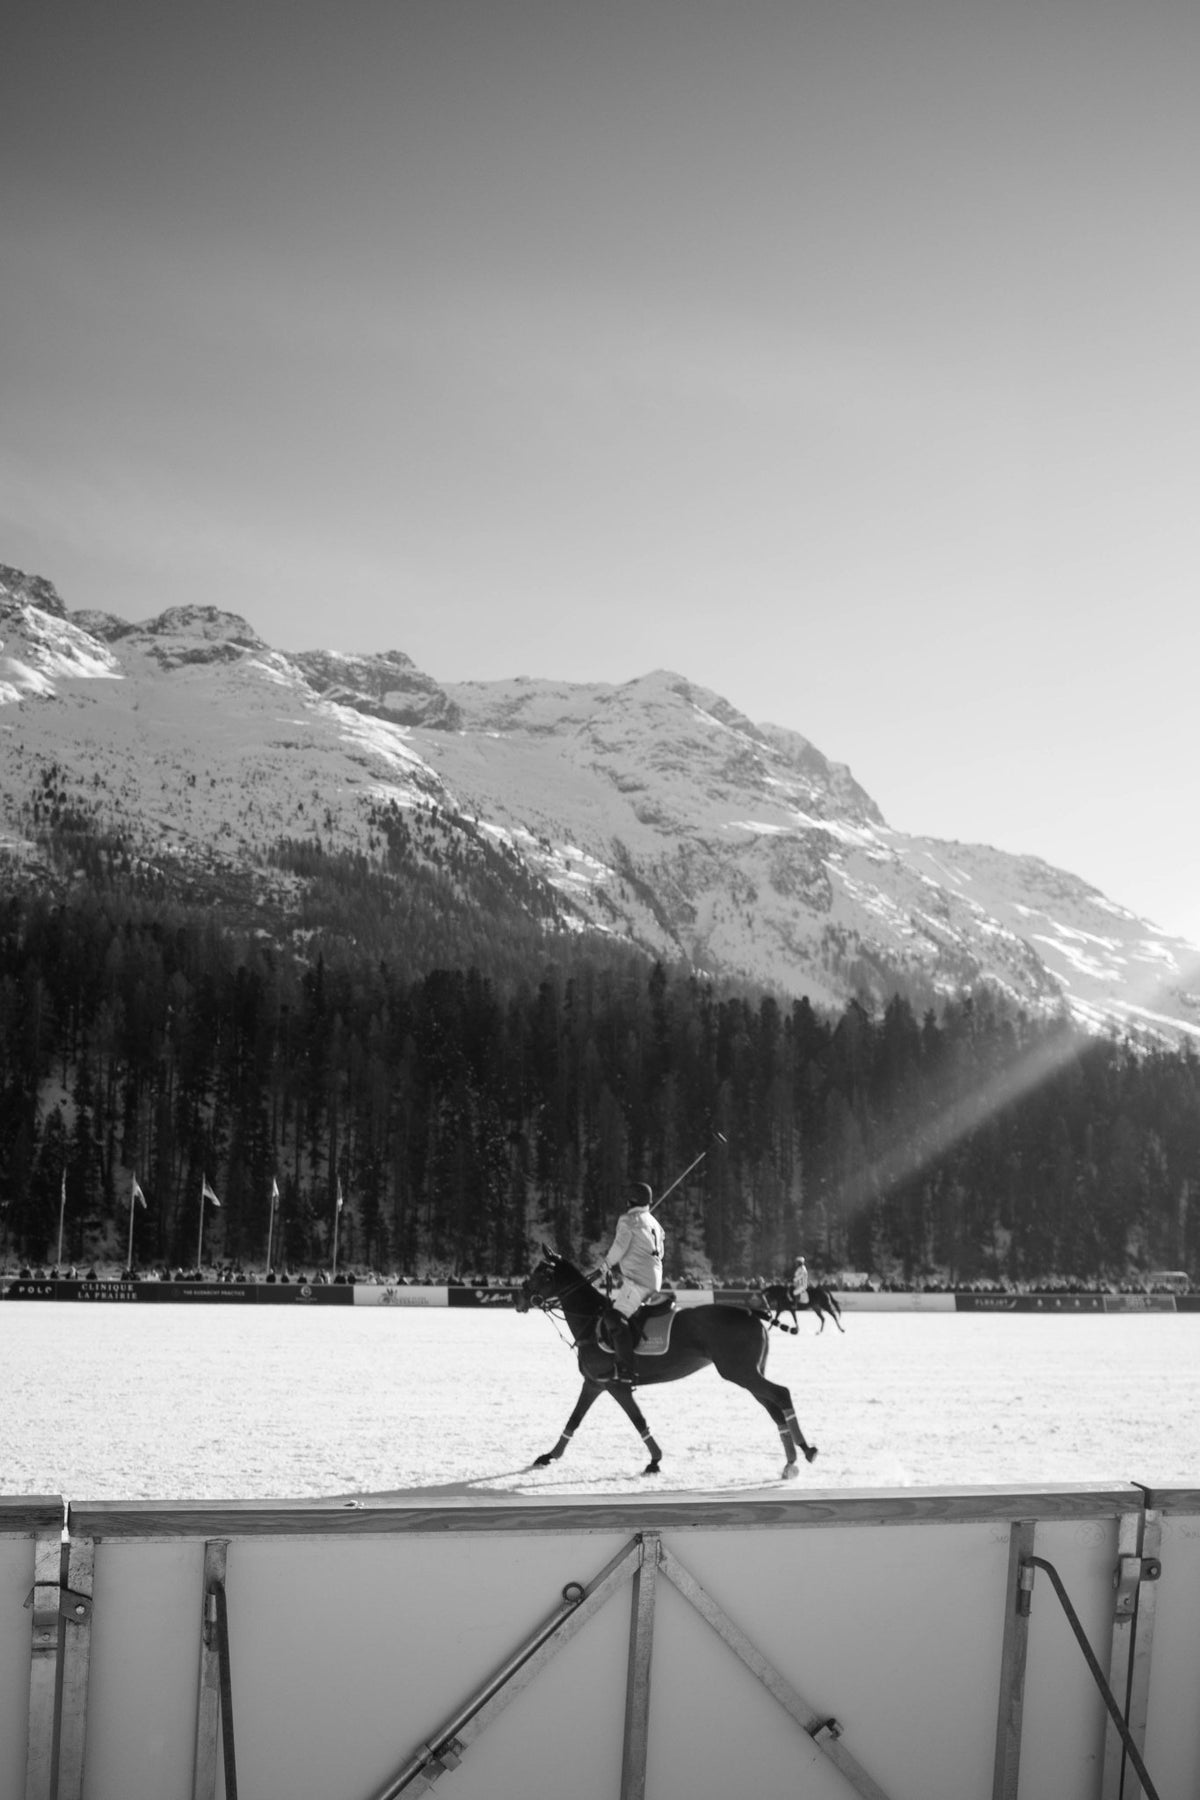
[608,1312,637,1381]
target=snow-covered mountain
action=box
[2,562,1197,1041]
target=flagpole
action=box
[127,1178,137,1271]
[197,1174,205,1271]
[331,1179,342,1279]
[56,1169,67,1267]
[266,1179,278,1274]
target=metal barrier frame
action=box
[5,1485,1197,1800]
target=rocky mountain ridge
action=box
[1,563,1197,1041]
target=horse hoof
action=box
[804,1445,818,1463]
[643,1461,661,1476]
[782,1462,800,1481]
[532,1454,552,1468]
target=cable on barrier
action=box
[1019,1554,1160,1800]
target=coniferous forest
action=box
[1,878,1198,1285]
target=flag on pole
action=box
[201,1176,221,1208]
[271,1177,280,1210]
[131,1175,147,1210]
[336,1177,344,1213]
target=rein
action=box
[539,1303,588,1355]
[524,1263,605,1353]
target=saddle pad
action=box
[634,1309,676,1356]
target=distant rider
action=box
[793,1254,810,1309]
[595,1184,664,1379]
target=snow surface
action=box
[3,1307,1197,1503]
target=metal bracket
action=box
[23,1581,94,1647]
[416,1739,463,1783]
[203,1583,219,1648]
[1113,1553,1162,1616]
[811,1718,844,1744]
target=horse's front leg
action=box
[607,1382,664,1475]
[531,1379,603,1467]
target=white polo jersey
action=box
[604,1204,664,1293]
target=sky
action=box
[3,0,1198,945]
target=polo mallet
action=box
[650,1131,727,1214]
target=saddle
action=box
[598,1292,677,1359]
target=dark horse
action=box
[515,1250,818,1481]
[758,1282,845,1335]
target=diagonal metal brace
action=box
[369,1536,644,1798]
[657,1544,894,1800]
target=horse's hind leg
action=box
[531,1380,603,1467]
[609,1382,664,1475]
[742,1372,818,1478]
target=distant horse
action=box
[758,1282,845,1335]
[516,1250,818,1481]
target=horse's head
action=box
[515,1245,564,1314]
[516,1246,602,1317]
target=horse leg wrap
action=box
[785,1410,811,1452]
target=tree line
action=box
[1,884,1198,1284]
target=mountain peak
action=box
[0,562,67,618]
[0,579,121,703]
[293,647,461,728]
[135,605,264,645]
[104,605,268,671]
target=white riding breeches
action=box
[611,1279,652,1317]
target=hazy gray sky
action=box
[4,0,1198,942]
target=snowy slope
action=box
[0,585,445,885]
[1,563,1197,1040]
[423,668,1199,1037]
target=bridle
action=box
[521,1259,604,1352]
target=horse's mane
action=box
[538,1249,605,1315]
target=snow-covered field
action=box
[4,1305,1198,1502]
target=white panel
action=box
[351,1286,449,1307]
[835,1293,957,1312]
[665,1520,1011,1799]
[1016,1517,1117,1800]
[646,1570,849,1800]
[81,1540,206,1800]
[219,1530,637,1800]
